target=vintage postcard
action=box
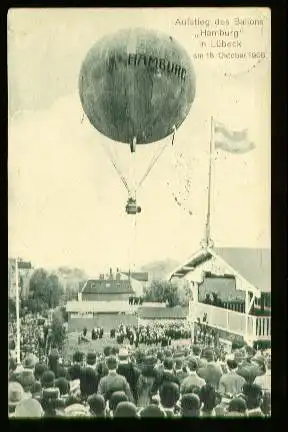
[8,8,271,418]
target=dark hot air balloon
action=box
[79,28,196,149]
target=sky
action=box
[8,8,271,276]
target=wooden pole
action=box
[202,116,214,249]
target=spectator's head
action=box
[202,349,214,363]
[68,364,82,381]
[142,356,157,377]
[187,357,198,373]
[111,346,119,356]
[164,349,172,358]
[103,346,112,358]
[242,383,263,410]
[163,358,174,371]
[17,370,35,393]
[175,359,183,371]
[192,345,201,357]
[14,398,44,418]
[106,355,118,371]
[72,351,84,365]
[226,397,247,417]
[181,394,201,417]
[80,367,98,398]
[159,382,180,409]
[109,391,128,412]
[56,365,69,379]
[234,350,245,365]
[23,353,38,370]
[64,403,90,418]
[87,394,106,417]
[86,352,97,366]
[118,348,129,363]
[251,355,266,374]
[8,382,25,412]
[140,405,166,418]
[30,381,42,400]
[199,385,220,413]
[34,363,49,381]
[41,370,55,389]
[227,359,238,371]
[157,351,164,364]
[114,401,138,418]
[55,377,70,396]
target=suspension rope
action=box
[81,112,132,196]
[99,141,132,196]
[136,125,177,192]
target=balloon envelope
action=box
[79,28,196,145]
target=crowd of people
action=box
[9,315,47,362]
[109,322,191,347]
[128,296,144,306]
[9,328,271,418]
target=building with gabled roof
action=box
[81,278,134,301]
[169,246,271,345]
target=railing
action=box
[188,302,271,341]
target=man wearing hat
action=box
[64,403,90,417]
[235,350,262,384]
[180,393,201,417]
[14,398,44,418]
[17,369,36,399]
[150,358,180,396]
[97,355,134,402]
[225,397,247,417]
[242,383,265,417]
[23,353,38,372]
[86,351,97,370]
[136,355,158,408]
[117,348,140,402]
[197,349,223,389]
[8,382,28,417]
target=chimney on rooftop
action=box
[109,267,113,280]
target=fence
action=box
[188,302,271,341]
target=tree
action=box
[27,269,64,313]
[143,280,181,307]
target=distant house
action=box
[81,279,135,301]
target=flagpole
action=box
[15,258,21,364]
[203,116,214,248]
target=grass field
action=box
[62,332,192,360]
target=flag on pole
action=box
[214,121,255,154]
